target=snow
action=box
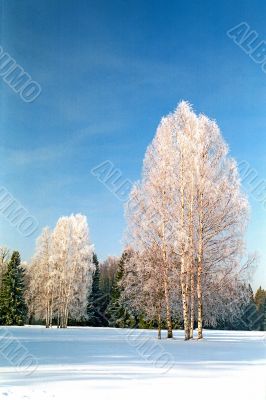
[0,326,265,400]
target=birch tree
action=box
[193,114,248,338]
[51,214,94,327]
[124,101,249,340]
[25,227,54,327]
[125,169,178,338]
[27,214,94,328]
[0,247,9,292]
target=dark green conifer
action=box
[0,251,27,325]
[87,254,106,326]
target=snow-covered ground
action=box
[0,326,265,400]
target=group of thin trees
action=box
[26,214,94,328]
[123,102,252,340]
[1,102,257,337]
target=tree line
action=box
[0,102,265,337]
[0,245,265,332]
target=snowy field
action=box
[0,326,265,400]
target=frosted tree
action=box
[0,247,9,292]
[168,102,198,339]
[25,227,54,327]
[125,116,181,338]
[0,247,9,264]
[124,101,250,340]
[27,214,94,328]
[99,256,120,313]
[122,246,172,338]
[100,256,119,292]
[51,214,94,328]
[193,113,248,338]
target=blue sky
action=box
[0,0,265,290]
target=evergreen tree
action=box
[254,286,266,331]
[106,250,135,328]
[231,284,262,331]
[87,254,106,326]
[0,251,27,325]
[254,286,266,310]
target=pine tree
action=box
[87,254,106,326]
[254,286,266,330]
[106,250,135,328]
[254,286,266,311]
[0,251,27,325]
[226,284,262,331]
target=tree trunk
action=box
[49,295,53,327]
[157,308,162,339]
[163,271,173,338]
[180,157,190,341]
[189,173,195,339]
[162,245,173,339]
[197,258,203,339]
[63,307,69,328]
[197,191,204,340]
[57,309,60,328]
[45,300,49,328]
[190,260,195,338]
[161,214,173,339]
[181,259,190,340]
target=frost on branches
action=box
[124,101,253,340]
[25,214,94,328]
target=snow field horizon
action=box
[0,326,265,400]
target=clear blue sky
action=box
[0,0,265,290]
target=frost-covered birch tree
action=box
[27,214,94,328]
[124,101,250,340]
[25,227,53,327]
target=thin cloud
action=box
[2,120,124,166]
